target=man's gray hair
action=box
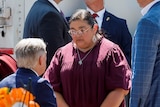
[14,38,46,69]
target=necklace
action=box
[77,48,93,65]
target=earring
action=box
[92,35,97,43]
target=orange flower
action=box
[0,87,9,99]
[0,87,40,107]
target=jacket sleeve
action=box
[35,78,57,107]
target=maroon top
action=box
[44,37,132,107]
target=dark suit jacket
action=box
[0,68,57,107]
[23,0,71,66]
[102,11,132,65]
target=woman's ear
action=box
[93,24,99,33]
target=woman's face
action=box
[69,20,97,49]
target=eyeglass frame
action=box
[68,26,92,36]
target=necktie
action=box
[60,10,64,17]
[92,13,99,19]
[60,10,67,23]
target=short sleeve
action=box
[105,45,132,90]
[43,48,63,93]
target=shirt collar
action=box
[86,7,105,19]
[31,69,39,76]
[141,0,160,15]
[48,0,61,12]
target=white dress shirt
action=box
[48,0,61,12]
[141,0,160,15]
[87,7,105,29]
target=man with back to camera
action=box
[0,38,57,107]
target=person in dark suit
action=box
[83,0,132,66]
[82,1,132,107]
[130,0,160,107]
[23,0,71,66]
[0,38,57,107]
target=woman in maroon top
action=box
[43,9,132,107]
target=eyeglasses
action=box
[68,26,91,36]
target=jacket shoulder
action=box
[105,11,126,24]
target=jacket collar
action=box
[141,0,160,15]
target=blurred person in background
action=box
[23,0,71,67]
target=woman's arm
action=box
[100,88,129,107]
[55,91,69,107]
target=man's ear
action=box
[39,55,43,65]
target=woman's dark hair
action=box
[69,9,106,35]
[69,9,97,28]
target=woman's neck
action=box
[78,43,95,52]
[77,34,102,52]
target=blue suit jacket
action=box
[130,1,160,107]
[23,0,71,66]
[101,11,132,65]
[0,68,57,107]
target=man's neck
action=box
[140,0,154,8]
[86,1,104,12]
[54,0,61,4]
[88,6,104,12]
